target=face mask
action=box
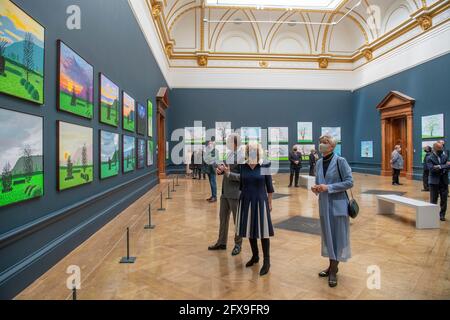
[319,143,330,154]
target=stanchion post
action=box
[144,203,156,229]
[166,183,172,200]
[72,286,77,301]
[119,227,136,263]
[172,178,176,192]
[175,174,180,186]
[157,191,166,211]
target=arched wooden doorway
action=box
[377,91,415,179]
[156,87,169,179]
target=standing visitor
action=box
[391,145,404,185]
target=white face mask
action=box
[319,143,330,154]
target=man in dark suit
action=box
[427,142,450,221]
[288,146,302,187]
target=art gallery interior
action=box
[0,0,449,301]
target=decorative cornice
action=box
[318,57,329,69]
[151,1,162,18]
[196,53,208,67]
[417,14,433,31]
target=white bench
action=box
[299,175,315,189]
[376,194,440,229]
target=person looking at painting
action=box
[288,146,302,187]
[311,135,353,288]
[427,142,449,221]
[236,142,274,276]
[390,145,404,186]
[309,149,317,176]
[208,133,243,255]
[422,146,432,192]
[204,137,218,203]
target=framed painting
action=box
[268,127,289,144]
[122,91,135,132]
[57,40,94,118]
[241,127,261,143]
[297,122,313,143]
[0,0,45,104]
[99,73,119,126]
[122,135,135,173]
[136,102,146,136]
[268,145,289,161]
[0,108,43,207]
[335,144,342,156]
[215,122,231,143]
[57,121,93,191]
[321,127,341,143]
[137,138,146,169]
[294,144,316,161]
[361,141,373,158]
[147,100,153,138]
[147,140,153,166]
[100,130,119,179]
[421,140,438,162]
[421,114,444,139]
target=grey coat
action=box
[391,150,404,170]
[220,151,241,200]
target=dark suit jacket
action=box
[289,151,302,169]
[426,152,449,185]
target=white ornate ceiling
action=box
[129,0,450,89]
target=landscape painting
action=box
[0,0,45,104]
[294,144,315,161]
[422,140,438,162]
[321,127,341,143]
[123,135,135,173]
[147,100,153,138]
[58,121,93,191]
[268,145,289,161]
[269,127,289,144]
[100,73,119,126]
[335,144,342,156]
[136,102,146,136]
[361,141,373,158]
[297,122,313,143]
[0,108,43,207]
[137,139,146,169]
[58,41,94,118]
[122,91,135,132]
[422,114,444,139]
[215,122,231,143]
[100,131,119,179]
[147,140,153,166]
[241,127,261,143]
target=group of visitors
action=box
[391,139,449,221]
[189,138,218,202]
[288,146,319,187]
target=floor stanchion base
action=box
[144,224,156,229]
[157,208,166,211]
[119,257,136,264]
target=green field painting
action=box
[100,74,119,126]
[59,166,93,190]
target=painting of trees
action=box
[2,162,13,193]
[23,145,34,183]
[0,38,8,75]
[23,33,35,81]
[66,155,73,180]
[81,144,87,172]
[422,114,444,139]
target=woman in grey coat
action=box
[391,145,404,185]
[311,135,353,287]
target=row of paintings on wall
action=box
[0,108,154,208]
[0,0,153,136]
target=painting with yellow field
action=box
[0,0,45,104]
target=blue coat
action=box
[315,155,353,262]
[426,152,449,185]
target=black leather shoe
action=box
[259,262,270,276]
[441,216,446,221]
[231,245,241,256]
[328,275,338,287]
[208,244,226,251]
[245,256,259,267]
[318,268,338,277]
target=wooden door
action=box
[391,117,407,176]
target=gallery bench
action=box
[299,175,315,190]
[376,194,440,229]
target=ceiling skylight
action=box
[205,0,346,11]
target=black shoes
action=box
[441,216,446,221]
[231,245,241,256]
[259,260,270,276]
[318,268,338,277]
[245,256,259,267]
[328,274,338,287]
[208,244,226,251]
[208,197,217,203]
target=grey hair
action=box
[319,135,337,148]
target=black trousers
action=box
[422,170,430,190]
[309,164,315,176]
[430,183,448,218]
[289,167,300,186]
[392,169,401,184]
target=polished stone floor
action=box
[16,173,450,300]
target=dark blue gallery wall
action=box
[352,53,450,176]
[0,0,166,299]
[168,89,354,168]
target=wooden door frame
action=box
[377,91,415,179]
[156,87,169,179]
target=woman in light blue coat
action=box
[311,135,353,287]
